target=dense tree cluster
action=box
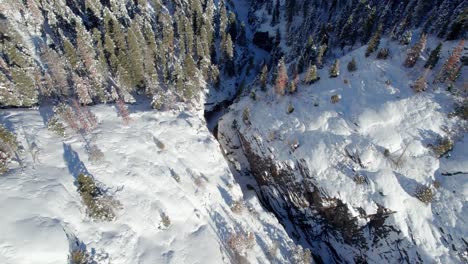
[0,0,242,108]
[252,0,465,69]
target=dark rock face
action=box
[220,128,422,263]
[253,31,274,52]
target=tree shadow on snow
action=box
[394,172,421,199]
[62,143,91,179]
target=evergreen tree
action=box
[63,38,80,70]
[316,44,327,68]
[400,30,412,45]
[224,33,234,61]
[127,28,145,90]
[411,70,429,93]
[347,57,357,72]
[288,72,299,94]
[424,42,442,69]
[365,25,382,57]
[260,64,268,91]
[404,33,427,68]
[436,39,465,83]
[329,60,340,78]
[275,58,288,96]
[303,64,319,84]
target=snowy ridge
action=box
[218,39,467,263]
[0,105,303,264]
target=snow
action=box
[0,105,300,264]
[219,38,468,262]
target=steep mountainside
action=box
[0,0,467,263]
[219,40,467,263]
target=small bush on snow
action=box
[415,185,435,204]
[353,174,367,185]
[287,103,295,114]
[242,108,251,126]
[159,212,171,229]
[376,48,390,59]
[230,199,244,214]
[429,137,453,158]
[227,231,255,257]
[331,94,340,104]
[69,249,91,264]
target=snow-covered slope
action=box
[0,105,306,264]
[218,39,467,263]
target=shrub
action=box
[329,59,340,78]
[227,231,255,257]
[242,108,251,125]
[160,212,171,229]
[415,185,434,203]
[353,174,367,185]
[151,93,165,110]
[411,70,429,93]
[47,116,66,137]
[231,200,244,214]
[69,249,90,264]
[77,174,115,221]
[249,91,256,101]
[347,58,357,72]
[331,94,340,104]
[429,137,453,158]
[376,48,389,59]
[383,148,391,157]
[287,103,294,114]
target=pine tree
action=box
[289,72,299,94]
[224,33,234,61]
[303,64,319,84]
[73,73,92,105]
[116,99,130,125]
[404,33,427,68]
[411,70,429,93]
[316,44,327,68]
[424,42,442,69]
[63,38,80,70]
[329,60,340,78]
[127,28,145,90]
[347,57,357,72]
[436,39,465,83]
[365,25,382,57]
[400,30,412,45]
[260,64,268,91]
[275,58,288,96]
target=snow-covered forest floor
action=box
[0,104,306,264]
